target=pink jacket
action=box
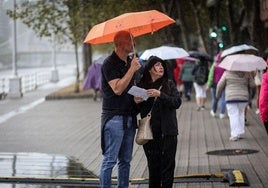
[259,72,268,122]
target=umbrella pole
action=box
[130,33,136,57]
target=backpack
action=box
[194,66,207,85]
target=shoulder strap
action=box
[148,85,163,114]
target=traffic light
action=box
[218,42,224,49]
[209,26,225,52]
[209,28,218,38]
[210,31,217,38]
[221,25,227,32]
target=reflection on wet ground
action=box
[0,152,99,188]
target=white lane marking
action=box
[0,98,44,124]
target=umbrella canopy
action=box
[188,50,213,61]
[83,55,108,90]
[139,46,189,60]
[180,56,197,62]
[83,63,102,90]
[84,10,175,44]
[93,55,108,65]
[219,54,266,72]
[221,44,258,58]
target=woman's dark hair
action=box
[139,56,170,94]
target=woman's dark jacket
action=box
[137,80,181,137]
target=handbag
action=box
[135,112,153,145]
[135,86,162,145]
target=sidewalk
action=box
[0,66,75,111]
[0,77,267,187]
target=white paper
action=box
[128,86,148,101]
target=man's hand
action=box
[108,57,141,96]
[129,57,141,73]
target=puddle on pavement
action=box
[0,152,98,188]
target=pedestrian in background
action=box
[216,70,255,141]
[207,53,226,118]
[173,58,184,97]
[180,58,195,101]
[259,59,268,134]
[99,30,141,188]
[192,58,209,110]
[134,56,182,188]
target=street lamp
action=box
[8,0,22,98]
[50,31,59,82]
[50,0,59,83]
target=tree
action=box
[223,0,266,53]
[6,0,84,92]
[7,0,267,92]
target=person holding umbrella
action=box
[216,54,261,141]
[99,30,141,187]
[216,70,255,141]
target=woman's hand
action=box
[147,89,160,98]
[134,96,144,103]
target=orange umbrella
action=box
[84,10,175,45]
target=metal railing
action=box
[0,71,51,99]
[0,78,6,93]
[21,71,51,93]
[0,77,8,100]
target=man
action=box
[99,30,141,188]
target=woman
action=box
[216,70,255,141]
[134,56,182,188]
[192,59,209,110]
[207,53,226,118]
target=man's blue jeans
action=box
[211,87,226,114]
[100,115,135,188]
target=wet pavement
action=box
[0,152,98,188]
[0,66,100,187]
[0,66,268,187]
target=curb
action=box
[45,93,93,100]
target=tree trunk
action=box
[226,0,246,44]
[160,0,176,44]
[189,0,208,52]
[81,0,92,79]
[74,42,80,93]
[252,1,266,52]
[82,44,92,79]
[243,0,265,51]
[175,0,189,50]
